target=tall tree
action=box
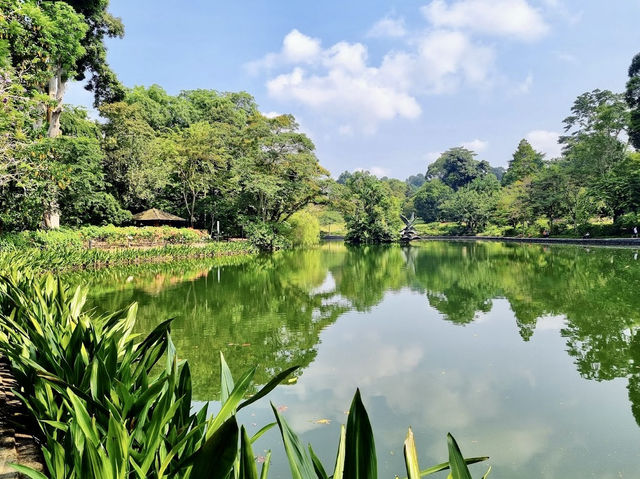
[413,179,452,223]
[426,147,489,190]
[502,139,544,186]
[339,171,401,244]
[625,52,640,150]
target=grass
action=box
[0,241,255,273]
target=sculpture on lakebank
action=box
[400,213,421,243]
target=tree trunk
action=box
[42,198,60,230]
[47,68,66,138]
[42,67,66,229]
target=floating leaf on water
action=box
[312,419,331,425]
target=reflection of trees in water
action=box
[82,241,640,422]
[83,248,351,400]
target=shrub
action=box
[285,211,320,247]
[244,221,291,252]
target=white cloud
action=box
[266,36,423,133]
[262,111,282,118]
[367,16,407,38]
[421,0,549,41]
[252,1,550,134]
[461,139,489,152]
[246,29,321,72]
[526,130,562,158]
[415,30,496,93]
[355,166,392,177]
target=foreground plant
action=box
[0,271,294,478]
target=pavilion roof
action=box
[132,208,186,222]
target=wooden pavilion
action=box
[131,208,188,227]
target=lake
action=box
[76,241,640,478]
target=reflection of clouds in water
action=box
[426,425,553,469]
[310,272,336,295]
[535,315,566,331]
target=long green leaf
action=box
[260,451,272,479]
[239,426,259,479]
[238,366,299,411]
[333,424,346,479]
[418,457,490,477]
[220,352,235,404]
[309,444,329,479]
[8,464,48,479]
[206,366,256,439]
[189,415,239,479]
[344,389,377,479]
[404,428,420,479]
[271,402,317,479]
[447,433,472,479]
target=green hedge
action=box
[0,225,210,250]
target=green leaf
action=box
[419,457,489,477]
[447,433,472,479]
[309,444,329,479]
[260,451,271,479]
[333,424,346,479]
[344,389,377,479]
[238,365,299,411]
[206,366,256,439]
[271,402,317,479]
[404,428,420,479]
[8,464,48,479]
[239,426,259,479]
[67,388,100,447]
[189,415,239,479]
[250,422,276,444]
[220,352,235,404]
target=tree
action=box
[527,163,571,232]
[413,179,453,223]
[2,0,124,228]
[561,89,630,220]
[625,52,640,150]
[170,121,231,226]
[234,114,329,225]
[440,175,500,233]
[502,139,544,186]
[426,147,489,190]
[100,101,158,209]
[339,171,401,243]
[336,171,353,185]
[495,179,532,233]
[406,173,426,190]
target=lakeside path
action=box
[0,358,43,478]
[417,236,640,246]
[322,235,640,247]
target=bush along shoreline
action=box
[0,271,490,478]
[0,226,256,272]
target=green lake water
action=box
[74,241,640,478]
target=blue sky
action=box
[67,0,640,179]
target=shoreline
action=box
[322,235,640,247]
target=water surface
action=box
[77,241,640,478]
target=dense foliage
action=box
[0,2,328,249]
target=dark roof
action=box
[132,208,186,222]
